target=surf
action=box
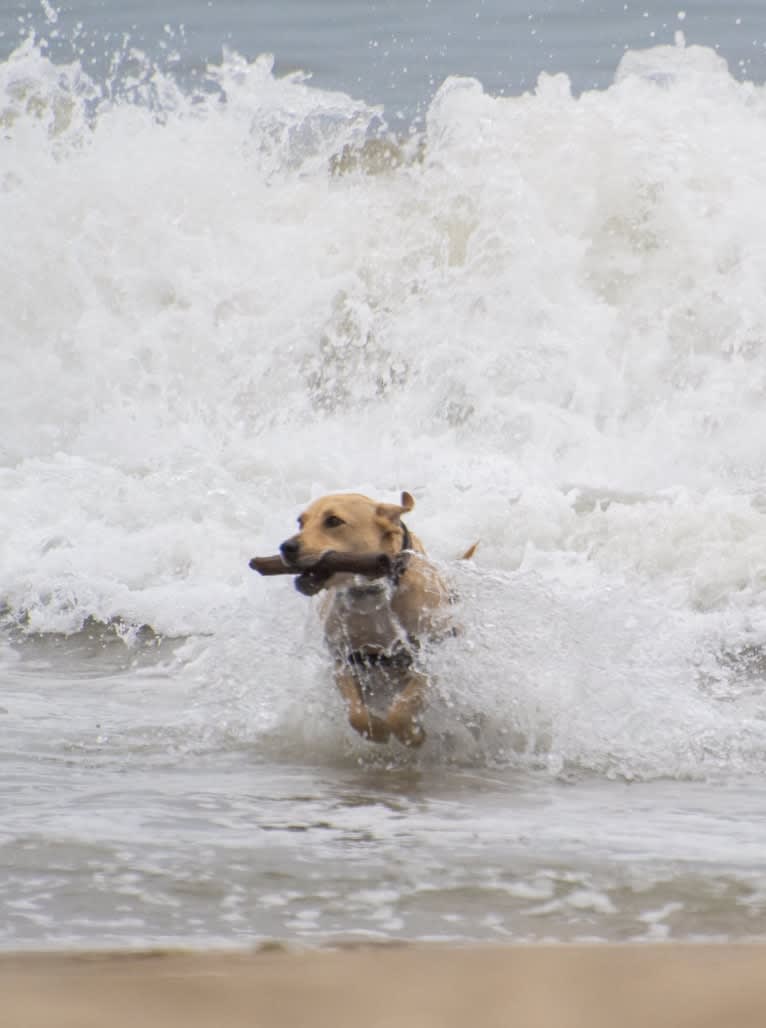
[2,33,766,778]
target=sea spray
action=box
[3,37,766,776]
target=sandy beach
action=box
[3,944,766,1028]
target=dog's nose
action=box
[280,537,301,564]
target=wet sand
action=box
[3,943,766,1028]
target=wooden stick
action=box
[249,555,296,576]
[249,551,393,579]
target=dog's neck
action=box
[389,520,413,586]
[400,522,412,553]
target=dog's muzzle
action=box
[279,537,301,565]
[279,536,323,593]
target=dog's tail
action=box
[460,541,479,560]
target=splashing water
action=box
[3,34,766,785]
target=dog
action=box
[279,491,472,747]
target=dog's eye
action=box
[324,515,345,529]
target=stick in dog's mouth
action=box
[249,551,395,595]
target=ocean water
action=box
[3,0,766,123]
[3,0,766,949]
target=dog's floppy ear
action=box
[376,491,415,523]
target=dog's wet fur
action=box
[280,491,462,747]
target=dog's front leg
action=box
[386,671,428,748]
[334,668,391,744]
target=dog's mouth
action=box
[295,568,334,596]
[278,548,321,571]
[275,549,395,596]
[286,549,335,596]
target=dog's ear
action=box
[375,491,415,524]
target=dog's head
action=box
[280,491,415,569]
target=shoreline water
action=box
[4,943,766,1027]
[4,2,766,963]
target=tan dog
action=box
[280,491,463,747]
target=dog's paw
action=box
[387,707,426,748]
[397,721,426,748]
[348,705,391,744]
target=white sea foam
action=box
[3,36,766,778]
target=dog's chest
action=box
[321,584,409,655]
